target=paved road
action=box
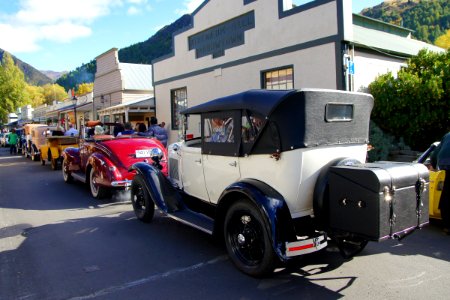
[1,146,449,300]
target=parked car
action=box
[130,89,429,277]
[22,124,47,160]
[0,133,10,147]
[41,135,78,170]
[62,134,168,199]
[25,125,58,161]
[416,142,445,219]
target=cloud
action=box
[0,0,121,53]
[175,0,204,15]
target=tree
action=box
[435,29,450,49]
[24,85,45,107]
[41,83,67,105]
[76,82,94,95]
[0,52,27,123]
[369,49,450,150]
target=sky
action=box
[0,0,384,72]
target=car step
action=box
[71,172,86,183]
[166,209,214,235]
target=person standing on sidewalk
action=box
[431,132,450,235]
[8,129,18,155]
[147,117,168,147]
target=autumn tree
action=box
[41,83,67,105]
[0,52,27,123]
[24,85,45,107]
[435,29,450,49]
[76,82,94,95]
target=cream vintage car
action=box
[130,89,429,277]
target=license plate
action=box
[135,149,151,158]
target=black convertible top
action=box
[182,89,295,117]
[182,89,374,156]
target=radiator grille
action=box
[169,158,179,180]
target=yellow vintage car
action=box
[429,170,445,219]
[40,135,78,170]
[417,142,444,219]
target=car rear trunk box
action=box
[328,162,429,241]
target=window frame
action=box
[170,87,188,131]
[261,65,294,90]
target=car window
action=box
[204,116,234,143]
[242,113,264,144]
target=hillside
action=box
[56,14,192,91]
[0,49,53,86]
[360,0,450,44]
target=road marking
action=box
[68,255,228,300]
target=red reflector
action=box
[289,243,314,252]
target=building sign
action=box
[188,11,255,59]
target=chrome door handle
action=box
[229,161,237,167]
[195,159,201,163]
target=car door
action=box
[180,143,210,202]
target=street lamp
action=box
[72,91,77,129]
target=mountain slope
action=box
[361,0,450,44]
[0,49,53,86]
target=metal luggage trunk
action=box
[328,162,429,241]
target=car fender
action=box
[218,179,297,261]
[130,162,183,213]
[87,152,117,185]
[62,147,81,166]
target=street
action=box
[1,146,449,300]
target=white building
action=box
[152,0,444,144]
[93,48,155,126]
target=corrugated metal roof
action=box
[119,63,153,91]
[352,25,445,57]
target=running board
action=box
[71,172,86,183]
[165,209,214,235]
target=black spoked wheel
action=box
[89,167,110,199]
[62,157,73,183]
[332,234,369,259]
[41,157,46,166]
[224,201,277,277]
[131,174,155,223]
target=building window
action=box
[171,88,188,130]
[262,66,294,90]
[282,0,315,11]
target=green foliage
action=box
[361,0,450,44]
[0,52,27,123]
[56,60,96,91]
[369,49,450,150]
[0,49,52,86]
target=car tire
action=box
[41,157,46,166]
[31,147,39,161]
[131,174,155,223]
[224,200,277,277]
[89,167,110,199]
[62,157,73,183]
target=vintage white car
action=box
[130,89,429,277]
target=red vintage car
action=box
[62,134,167,199]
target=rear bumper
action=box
[111,179,132,188]
[285,234,327,257]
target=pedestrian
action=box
[8,129,18,155]
[117,122,135,136]
[136,123,148,137]
[64,124,79,136]
[148,117,168,147]
[431,132,450,235]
